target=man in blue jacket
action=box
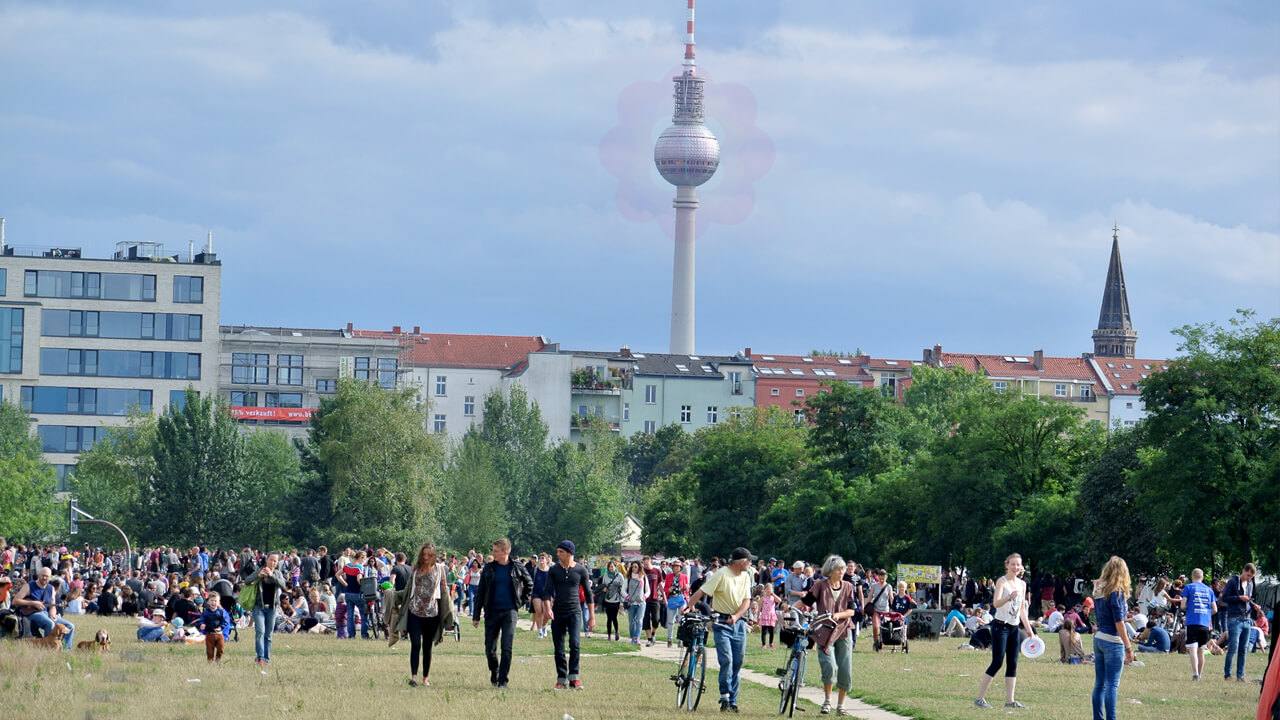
[472,538,532,689]
[1220,562,1256,682]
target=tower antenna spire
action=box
[684,0,696,70]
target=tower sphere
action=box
[654,123,720,187]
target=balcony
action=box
[570,414,621,431]
[571,368,623,395]
[1065,395,1097,403]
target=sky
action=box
[2,1,1277,361]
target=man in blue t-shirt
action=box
[1179,568,1217,681]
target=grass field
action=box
[741,627,1263,720]
[1,613,1263,719]
[0,614,796,719]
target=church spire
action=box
[1092,225,1138,358]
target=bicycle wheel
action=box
[675,646,692,708]
[688,644,707,711]
[778,656,798,715]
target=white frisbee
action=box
[1021,635,1045,659]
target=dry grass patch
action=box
[3,615,794,719]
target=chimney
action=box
[934,344,943,367]
[392,325,402,334]
[346,322,353,332]
[1034,349,1044,371]
[744,347,752,358]
[619,345,631,357]
[922,347,932,365]
[413,326,421,335]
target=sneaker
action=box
[974,699,992,709]
[720,700,730,713]
[555,682,567,690]
[409,678,418,687]
[769,643,775,649]
[729,705,740,714]
[667,640,673,648]
[1005,701,1027,709]
[497,682,508,689]
[1192,673,1200,681]
[647,638,655,647]
[570,680,584,690]
[820,699,832,715]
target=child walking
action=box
[759,584,778,649]
[198,594,232,663]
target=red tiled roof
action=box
[352,329,547,370]
[749,353,875,383]
[1096,358,1168,395]
[938,353,983,373]
[864,357,915,371]
[973,354,1101,383]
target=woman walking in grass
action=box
[624,560,648,644]
[1091,557,1135,720]
[403,542,452,687]
[974,553,1035,710]
[600,560,625,641]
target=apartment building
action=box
[0,241,220,489]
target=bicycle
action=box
[775,611,833,717]
[670,611,712,711]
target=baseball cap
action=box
[730,547,757,563]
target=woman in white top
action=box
[975,553,1036,710]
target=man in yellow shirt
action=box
[687,547,755,713]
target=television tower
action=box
[654,0,720,355]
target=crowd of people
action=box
[0,536,1271,718]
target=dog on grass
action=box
[21,623,66,649]
[76,629,110,652]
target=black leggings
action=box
[603,601,621,637]
[985,621,1019,678]
[761,625,775,646]
[407,613,441,678]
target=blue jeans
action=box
[551,611,582,683]
[344,593,368,639]
[712,618,747,705]
[1091,638,1124,720]
[627,603,645,640]
[466,585,478,612]
[28,612,74,649]
[137,626,164,642]
[580,602,591,631]
[1223,616,1251,679]
[253,605,277,662]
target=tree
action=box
[1133,311,1280,571]
[288,395,339,547]
[620,423,692,489]
[318,378,445,551]
[0,401,61,541]
[640,471,700,557]
[902,364,993,434]
[241,431,303,550]
[440,434,510,553]
[1078,427,1160,576]
[542,425,628,557]
[753,469,861,563]
[143,388,246,546]
[470,384,552,551]
[690,406,807,558]
[68,410,156,548]
[804,382,918,478]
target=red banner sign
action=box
[228,406,316,422]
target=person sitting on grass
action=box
[944,603,968,638]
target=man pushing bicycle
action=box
[685,547,756,714]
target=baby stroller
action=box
[442,614,462,642]
[359,576,386,640]
[874,611,909,653]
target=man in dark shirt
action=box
[391,553,412,592]
[548,540,594,689]
[125,570,144,596]
[642,556,663,647]
[139,581,158,610]
[472,538,532,688]
[300,551,320,584]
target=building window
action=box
[265,392,303,408]
[1125,402,1134,409]
[643,420,656,434]
[40,349,198,379]
[880,372,897,396]
[42,311,201,342]
[24,271,156,301]
[728,371,742,394]
[277,354,304,386]
[231,391,258,406]
[623,403,630,422]
[464,396,476,416]
[232,353,270,384]
[435,375,447,396]
[770,388,779,396]
[993,380,1008,393]
[173,276,204,303]
[644,384,657,404]
[796,389,805,397]
[316,379,337,394]
[1080,385,1092,399]
[730,409,743,421]
[794,408,805,421]
[0,268,5,295]
[1054,383,1068,397]
[354,357,371,380]
[38,425,107,453]
[168,390,193,412]
[0,307,23,373]
[23,386,151,416]
[680,405,691,423]
[433,414,447,433]
[707,406,718,424]
[377,358,397,389]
